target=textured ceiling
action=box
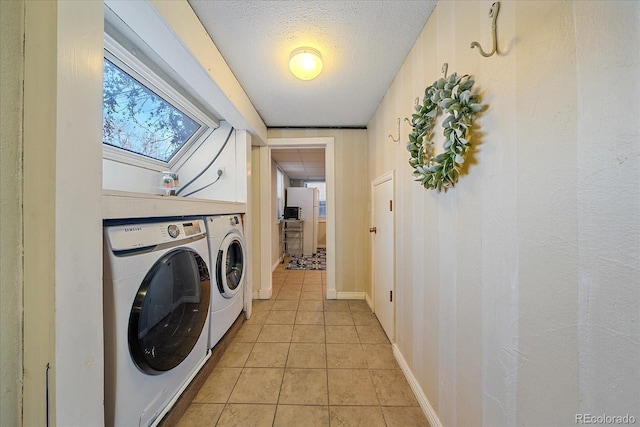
[189,0,437,128]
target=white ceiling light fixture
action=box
[289,47,323,81]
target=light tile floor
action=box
[177,265,430,427]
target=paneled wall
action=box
[21,2,105,425]
[317,220,326,247]
[250,146,262,294]
[0,1,24,424]
[367,1,639,425]
[267,129,369,295]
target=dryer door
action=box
[216,231,246,298]
[128,248,210,375]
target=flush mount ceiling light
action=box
[289,47,323,80]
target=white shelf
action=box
[103,189,246,219]
[158,185,181,196]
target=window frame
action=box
[102,34,217,171]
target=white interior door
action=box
[371,171,395,341]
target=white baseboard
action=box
[392,344,443,427]
[336,292,366,300]
[326,289,337,300]
[272,256,284,272]
[258,287,272,299]
[364,293,372,309]
[252,291,260,299]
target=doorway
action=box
[271,149,325,260]
[259,137,336,300]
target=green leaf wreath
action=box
[406,73,482,191]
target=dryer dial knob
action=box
[167,224,180,238]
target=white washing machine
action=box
[103,218,211,427]
[206,215,247,348]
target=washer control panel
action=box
[107,219,205,251]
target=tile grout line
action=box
[323,294,330,421]
[179,264,428,426]
[271,298,288,427]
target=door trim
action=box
[259,137,336,299]
[371,170,395,340]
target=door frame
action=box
[259,137,336,299]
[371,170,395,340]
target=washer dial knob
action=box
[167,224,180,238]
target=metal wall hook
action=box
[442,63,448,78]
[388,118,400,143]
[404,98,420,125]
[470,2,500,57]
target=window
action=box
[102,34,216,169]
[277,168,285,220]
[103,59,201,162]
[305,181,326,218]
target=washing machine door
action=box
[128,248,210,375]
[216,231,246,298]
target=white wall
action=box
[251,147,263,297]
[53,3,105,424]
[174,122,240,201]
[574,2,640,416]
[0,1,24,424]
[103,122,242,201]
[14,0,258,424]
[21,1,105,425]
[236,129,253,318]
[367,1,640,425]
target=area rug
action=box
[286,248,326,270]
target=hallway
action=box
[176,265,429,426]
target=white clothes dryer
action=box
[205,215,247,348]
[103,218,211,427]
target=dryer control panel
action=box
[182,221,204,236]
[107,219,206,252]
